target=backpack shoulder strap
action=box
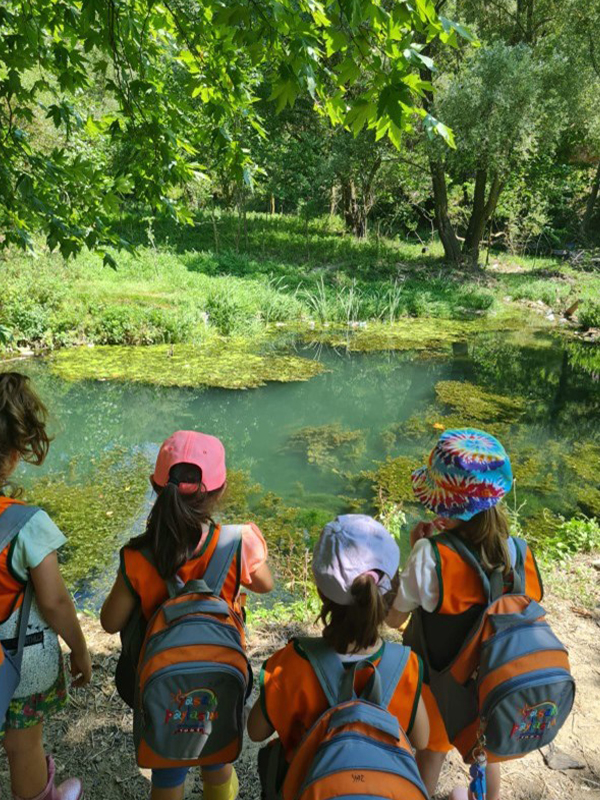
[0,504,40,552]
[202,524,243,597]
[376,642,411,708]
[0,504,40,659]
[296,636,345,708]
[437,531,494,603]
[509,536,527,594]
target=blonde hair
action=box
[455,505,511,575]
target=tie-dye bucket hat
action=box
[411,428,513,521]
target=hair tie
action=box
[167,475,181,487]
[363,570,381,584]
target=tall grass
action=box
[0,212,595,351]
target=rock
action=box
[542,743,585,771]
[591,558,600,571]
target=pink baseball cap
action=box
[151,431,226,493]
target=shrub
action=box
[578,301,600,330]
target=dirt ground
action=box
[1,562,599,800]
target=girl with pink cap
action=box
[101,430,273,800]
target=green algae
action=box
[564,442,600,484]
[512,448,558,494]
[50,342,325,390]
[285,423,366,470]
[368,455,423,512]
[435,380,525,424]
[25,448,149,587]
[303,312,539,354]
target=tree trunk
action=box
[269,194,276,215]
[330,185,338,217]
[581,160,600,237]
[430,159,463,263]
[463,171,503,266]
[341,177,367,238]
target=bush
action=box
[578,301,600,330]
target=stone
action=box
[542,743,585,771]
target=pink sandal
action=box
[12,756,82,800]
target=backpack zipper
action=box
[480,669,573,723]
[480,620,552,649]
[143,616,244,656]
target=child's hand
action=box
[70,647,92,688]
[409,517,453,548]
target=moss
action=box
[512,448,558,494]
[285,423,366,470]
[307,319,467,353]
[575,486,600,518]
[49,342,325,390]
[25,448,150,587]
[368,455,423,512]
[435,380,525,424]
[564,442,600,484]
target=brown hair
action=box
[0,372,51,493]
[454,505,511,575]
[317,571,400,654]
[127,462,224,580]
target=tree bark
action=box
[341,177,367,238]
[430,159,463,263]
[269,194,276,215]
[581,160,600,237]
[463,171,503,266]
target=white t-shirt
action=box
[393,537,518,613]
[9,509,67,581]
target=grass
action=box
[1,211,597,352]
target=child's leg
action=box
[416,749,448,797]
[202,764,239,800]
[2,724,48,798]
[485,762,501,800]
[150,767,189,800]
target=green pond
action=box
[9,326,600,610]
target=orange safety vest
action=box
[431,534,543,616]
[120,523,242,622]
[0,497,28,624]
[407,534,543,674]
[261,639,423,760]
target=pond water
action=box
[10,326,600,606]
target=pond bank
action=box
[1,557,598,799]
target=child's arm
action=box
[244,561,274,594]
[30,552,92,687]
[385,607,410,630]
[100,572,137,634]
[247,697,275,742]
[408,696,429,750]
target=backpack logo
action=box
[510,700,558,741]
[164,687,219,733]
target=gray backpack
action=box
[0,504,40,726]
[132,525,251,768]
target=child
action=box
[247,514,429,788]
[0,372,92,800]
[101,430,273,800]
[387,429,544,800]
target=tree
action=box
[0,0,466,261]
[423,0,574,264]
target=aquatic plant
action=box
[368,455,423,512]
[25,448,150,587]
[285,423,366,470]
[564,442,600,484]
[50,342,325,390]
[434,380,526,423]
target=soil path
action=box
[1,570,599,800]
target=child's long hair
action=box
[455,505,512,575]
[127,463,223,579]
[317,571,400,654]
[0,372,51,494]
